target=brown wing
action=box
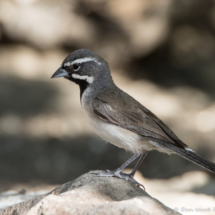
[141,106,187,147]
[93,95,187,149]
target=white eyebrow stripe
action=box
[64,57,101,67]
[72,74,94,84]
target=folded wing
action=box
[93,94,187,149]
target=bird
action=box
[51,49,215,188]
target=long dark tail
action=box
[159,141,215,173]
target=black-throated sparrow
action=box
[52,49,215,188]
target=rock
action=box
[0,171,180,215]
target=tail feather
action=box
[159,141,215,173]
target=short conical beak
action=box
[51,66,68,79]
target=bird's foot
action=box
[90,170,145,190]
[119,172,145,190]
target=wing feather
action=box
[93,97,187,148]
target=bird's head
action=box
[51,49,111,86]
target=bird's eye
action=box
[73,63,80,71]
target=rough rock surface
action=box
[0,171,180,215]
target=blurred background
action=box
[1,0,215,212]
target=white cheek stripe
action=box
[72,74,94,84]
[64,57,101,67]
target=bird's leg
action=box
[90,151,148,188]
[90,153,140,177]
[128,151,148,176]
[120,151,148,189]
[115,153,141,173]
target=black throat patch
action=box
[65,77,89,99]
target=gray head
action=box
[51,49,114,96]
